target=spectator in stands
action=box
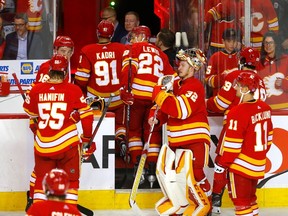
[3,13,45,60]
[155,28,176,67]
[100,6,127,42]
[258,31,288,110]
[120,11,140,44]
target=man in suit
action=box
[100,7,127,43]
[3,13,45,60]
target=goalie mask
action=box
[86,96,105,111]
[176,48,207,71]
[42,169,69,196]
[97,20,114,38]
[239,47,260,69]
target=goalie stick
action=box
[257,169,288,188]
[129,75,174,215]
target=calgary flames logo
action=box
[266,128,288,174]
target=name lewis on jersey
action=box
[142,46,160,55]
[96,51,115,59]
[39,93,65,101]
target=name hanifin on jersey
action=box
[251,110,271,124]
[96,51,115,59]
[39,93,65,101]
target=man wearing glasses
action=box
[100,6,127,43]
[3,13,45,60]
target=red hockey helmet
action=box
[176,48,207,70]
[131,25,151,41]
[236,71,259,93]
[42,169,70,196]
[50,54,68,72]
[97,20,114,38]
[239,47,260,68]
[53,36,74,49]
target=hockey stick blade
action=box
[77,204,94,216]
[257,169,288,188]
[12,72,26,100]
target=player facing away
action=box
[215,71,273,216]
[151,48,212,215]
[206,47,267,214]
[26,169,81,216]
[74,20,127,158]
[120,25,176,187]
[25,36,75,210]
[23,54,94,206]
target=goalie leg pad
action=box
[174,149,211,216]
[155,144,189,215]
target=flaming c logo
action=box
[266,128,288,174]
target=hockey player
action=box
[206,47,267,213]
[205,28,239,97]
[74,20,127,160]
[151,48,211,215]
[25,36,75,211]
[23,54,94,205]
[120,25,176,186]
[26,169,81,216]
[215,71,273,216]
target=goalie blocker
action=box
[155,144,211,216]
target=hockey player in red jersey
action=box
[151,48,211,215]
[23,54,94,205]
[120,25,176,186]
[207,47,267,213]
[215,71,273,216]
[26,169,81,216]
[74,20,127,159]
[205,28,239,97]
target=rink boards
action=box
[1,94,288,211]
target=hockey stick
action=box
[12,72,26,100]
[256,169,288,189]
[129,106,159,216]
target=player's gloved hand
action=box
[120,87,134,105]
[69,110,80,123]
[214,163,228,187]
[81,135,96,161]
[29,118,38,135]
[157,75,174,92]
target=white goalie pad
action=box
[155,144,189,215]
[155,145,211,216]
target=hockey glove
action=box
[157,75,174,92]
[81,135,96,161]
[213,163,228,189]
[120,87,134,105]
[29,118,38,135]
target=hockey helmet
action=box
[130,25,151,41]
[42,169,70,196]
[239,47,260,68]
[176,48,207,70]
[97,20,114,38]
[53,36,74,49]
[50,54,68,72]
[236,71,259,93]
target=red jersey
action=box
[121,42,175,101]
[257,55,288,110]
[218,100,273,179]
[74,42,126,109]
[207,69,266,124]
[205,0,279,50]
[26,200,81,216]
[205,50,238,95]
[154,77,210,147]
[23,82,93,156]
